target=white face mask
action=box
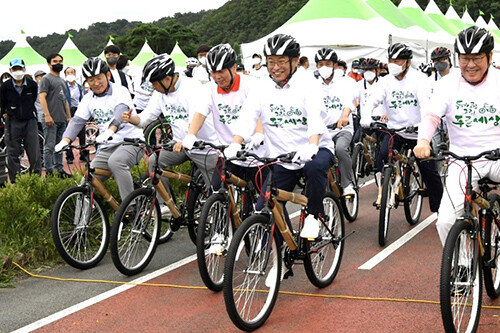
[318,66,333,80]
[66,75,76,82]
[252,58,261,65]
[11,70,25,81]
[352,69,359,74]
[363,71,376,82]
[388,63,404,77]
[198,56,207,66]
[334,69,345,78]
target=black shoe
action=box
[58,170,73,179]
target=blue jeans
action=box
[42,122,66,173]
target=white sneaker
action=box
[161,204,172,219]
[343,184,356,197]
[208,233,225,255]
[300,215,320,239]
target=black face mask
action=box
[434,61,449,73]
[379,72,389,77]
[52,63,63,73]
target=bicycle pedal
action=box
[418,188,428,197]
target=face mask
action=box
[11,71,25,81]
[198,56,206,66]
[252,58,261,65]
[3,77,10,82]
[363,71,376,82]
[66,75,76,82]
[106,56,118,66]
[380,72,388,77]
[352,69,359,74]
[334,69,345,78]
[318,66,333,80]
[52,63,63,73]
[122,67,130,74]
[434,61,449,73]
[388,63,404,76]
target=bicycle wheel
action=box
[403,160,423,225]
[196,193,234,291]
[186,169,208,245]
[378,167,393,246]
[223,214,281,331]
[304,192,345,288]
[440,219,482,333]
[143,118,173,146]
[341,185,359,222]
[51,187,109,269]
[351,143,365,179]
[484,194,500,298]
[110,188,160,276]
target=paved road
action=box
[3,181,500,332]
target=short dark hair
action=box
[104,45,121,55]
[116,55,129,70]
[299,56,309,66]
[46,53,63,63]
[196,44,211,54]
[64,67,75,75]
[252,53,262,59]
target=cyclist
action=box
[314,47,356,196]
[55,57,145,201]
[348,59,363,81]
[414,26,500,245]
[430,46,454,82]
[225,34,335,240]
[356,58,384,138]
[363,43,443,212]
[180,43,268,190]
[122,54,218,214]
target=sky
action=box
[1,0,230,42]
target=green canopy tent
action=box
[59,36,88,67]
[0,32,47,74]
[461,9,475,26]
[424,0,460,36]
[97,37,115,59]
[131,40,157,67]
[170,42,188,70]
[444,5,469,32]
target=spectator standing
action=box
[0,58,41,181]
[39,53,72,177]
[64,67,85,164]
[104,45,132,95]
[192,44,211,84]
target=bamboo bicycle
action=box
[435,149,500,332]
[196,142,261,291]
[110,139,209,276]
[223,151,348,331]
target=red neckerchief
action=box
[217,73,241,94]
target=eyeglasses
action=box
[267,59,289,68]
[458,55,486,65]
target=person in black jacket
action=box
[0,58,41,182]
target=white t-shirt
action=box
[250,65,268,80]
[421,68,500,155]
[138,76,219,153]
[75,83,144,148]
[192,66,210,84]
[356,78,384,126]
[364,68,431,139]
[233,73,334,170]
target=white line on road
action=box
[358,213,437,270]
[12,254,198,333]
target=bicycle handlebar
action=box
[236,150,296,164]
[432,149,500,162]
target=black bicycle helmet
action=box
[314,47,338,64]
[360,58,380,70]
[454,26,494,55]
[82,57,109,78]
[388,43,413,60]
[431,47,451,60]
[142,54,175,83]
[206,43,237,73]
[263,34,300,58]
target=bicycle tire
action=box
[304,192,345,288]
[403,160,423,225]
[186,169,208,245]
[341,185,359,222]
[378,167,393,246]
[223,214,281,331]
[351,143,365,180]
[484,194,500,299]
[196,193,233,291]
[143,118,173,147]
[440,219,482,333]
[110,188,160,276]
[51,187,109,269]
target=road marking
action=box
[358,213,437,270]
[16,178,377,332]
[12,254,197,333]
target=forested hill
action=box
[0,0,497,61]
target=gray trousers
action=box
[333,131,353,188]
[149,150,216,203]
[91,144,145,201]
[6,117,42,182]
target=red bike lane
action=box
[33,183,500,332]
